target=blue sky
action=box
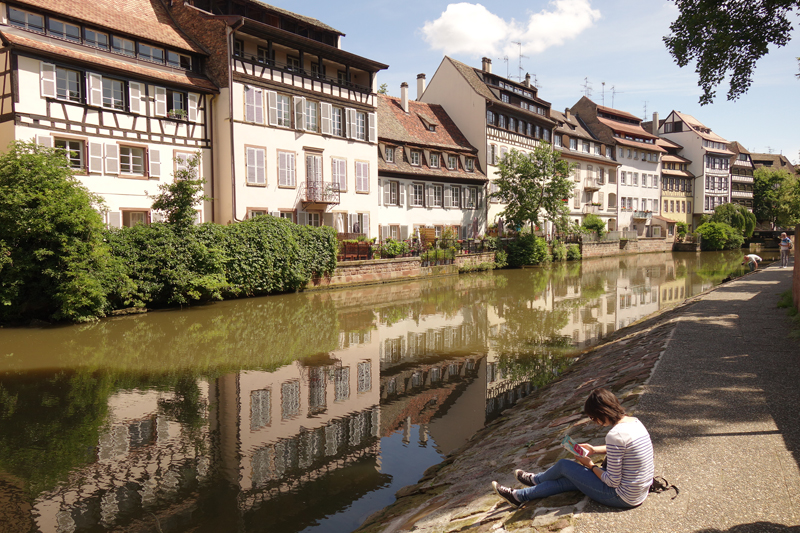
[277,0,799,161]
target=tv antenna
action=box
[510,41,528,81]
[530,73,542,89]
[643,101,648,120]
[767,146,774,154]
[601,81,606,106]
[610,85,624,108]
[502,55,510,79]
[581,77,592,97]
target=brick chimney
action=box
[481,57,492,73]
[400,82,409,113]
[652,112,659,135]
[524,73,531,87]
[417,73,426,100]
[565,108,571,121]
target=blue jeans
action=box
[515,459,635,508]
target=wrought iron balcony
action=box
[302,181,341,205]
[731,190,753,198]
[583,204,601,214]
[632,210,652,220]
[583,178,601,191]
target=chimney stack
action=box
[416,73,426,100]
[481,57,492,73]
[565,108,571,121]
[652,112,659,135]
[400,82,409,113]
[524,73,531,87]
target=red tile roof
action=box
[597,117,658,140]
[378,95,475,151]
[597,104,640,122]
[16,0,205,53]
[2,31,217,91]
[615,136,667,153]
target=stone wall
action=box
[673,242,701,252]
[454,252,495,268]
[581,237,675,258]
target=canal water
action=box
[0,250,772,533]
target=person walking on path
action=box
[492,388,654,509]
[742,253,762,271]
[779,232,793,268]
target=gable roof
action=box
[378,95,475,151]
[16,0,206,54]
[247,0,343,35]
[671,110,730,144]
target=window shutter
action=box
[247,147,257,183]
[129,82,142,114]
[294,96,305,131]
[320,102,332,135]
[105,144,119,174]
[298,212,309,225]
[149,149,161,178]
[362,214,369,238]
[345,108,356,139]
[35,135,52,148]
[368,112,377,143]
[348,213,357,233]
[256,149,265,184]
[383,181,391,205]
[399,182,406,207]
[253,89,264,124]
[381,225,390,239]
[154,87,167,116]
[400,225,409,240]
[108,211,122,228]
[425,185,432,208]
[287,153,295,186]
[444,186,452,208]
[88,73,103,106]
[270,211,281,218]
[278,151,287,186]
[598,192,604,207]
[40,62,56,98]
[245,87,255,122]
[267,90,278,126]
[477,188,483,209]
[187,93,198,122]
[463,187,469,208]
[88,142,103,173]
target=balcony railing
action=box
[731,175,754,183]
[233,53,372,94]
[632,210,652,220]
[583,204,601,214]
[583,178,601,191]
[302,181,341,205]
[731,190,753,198]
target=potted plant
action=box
[168,108,188,120]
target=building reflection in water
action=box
[10,251,746,532]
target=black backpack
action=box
[600,459,679,499]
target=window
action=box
[544,129,550,142]
[278,151,296,187]
[582,141,590,153]
[276,94,291,127]
[570,138,577,150]
[387,180,399,205]
[167,89,186,118]
[508,117,515,131]
[430,153,439,168]
[233,39,244,57]
[287,56,301,71]
[119,146,145,174]
[621,171,626,185]
[355,161,369,192]
[305,100,318,131]
[653,174,658,188]
[664,199,668,212]
[487,110,495,125]
[465,158,474,171]
[123,210,149,227]
[411,183,424,207]
[633,172,638,186]
[167,51,192,70]
[501,94,510,103]
[245,147,266,185]
[138,43,164,63]
[112,36,135,57]
[526,123,532,136]
[410,151,421,166]
[102,78,125,110]
[56,67,81,102]
[385,146,394,163]
[554,135,562,148]
[642,174,647,187]
[432,185,443,207]
[331,107,343,136]
[627,149,632,158]
[84,29,109,49]
[499,115,506,128]
[605,147,611,158]
[451,186,461,208]
[306,154,322,184]
[594,144,601,155]
[355,112,366,140]
[448,155,457,170]
[9,8,44,32]
[332,157,347,191]
[465,187,477,209]
[257,46,275,64]
[48,19,80,42]
[55,139,84,170]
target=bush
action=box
[696,222,745,251]
[551,240,567,261]
[506,234,551,267]
[0,141,120,322]
[494,250,508,269]
[380,238,410,258]
[567,244,582,261]
[458,262,495,273]
[676,221,689,241]
[580,214,606,238]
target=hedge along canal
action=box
[0,250,760,533]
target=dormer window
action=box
[465,158,474,171]
[385,146,394,163]
[138,43,164,63]
[8,8,44,32]
[85,29,109,50]
[48,19,81,42]
[501,94,510,103]
[570,138,577,150]
[428,124,436,132]
[430,153,440,168]
[448,155,457,170]
[167,51,192,70]
[112,36,135,57]
[410,150,421,166]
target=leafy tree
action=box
[378,83,389,95]
[710,202,756,237]
[753,166,800,228]
[149,152,209,227]
[664,0,799,104]
[696,221,745,250]
[506,233,551,267]
[580,213,606,238]
[491,145,573,233]
[0,140,121,322]
[676,221,689,241]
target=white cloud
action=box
[421,0,600,58]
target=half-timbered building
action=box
[0,0,216,226]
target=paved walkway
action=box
[577,264,800,532]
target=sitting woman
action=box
[492,387,654,509]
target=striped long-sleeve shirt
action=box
[601,418,654,506]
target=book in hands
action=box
[561,435,589,457]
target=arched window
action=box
[608,193,617,208]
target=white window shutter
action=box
[278,151,287,186]
[267,90,278,126]
[245,87,255,122]
[399,183,406,207]
[154,87,167,116]
[345,108,356,139]
[149,149,160,178]
[105,144,119,174]
[108,211,122,228]
[298,212,309,226]
[321,102,332,135]
[88,73,103,106]
[36,135,52,148]
[188,93,198,122]
[256,148,265,184]
[362,214,369,238]
[381,225,390,239]
[246,147,256,183]
[88,142,103,173]
[40,62,56,98]
[599,191,604,207]
[383,181,391,205]
[129,82,142,114]
[444,186,452,208]
[348,213,357,233]
[400,225,409,240]
[294,96,305,131]
[368,112,377,143]
[254,89,264,124]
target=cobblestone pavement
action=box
[354,265,800,533]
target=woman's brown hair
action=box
[584,387,626,424]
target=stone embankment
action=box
[356,265,800,533]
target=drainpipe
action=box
[208,93,216,223]
[228,18,245,222]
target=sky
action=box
[272,0,799,161]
